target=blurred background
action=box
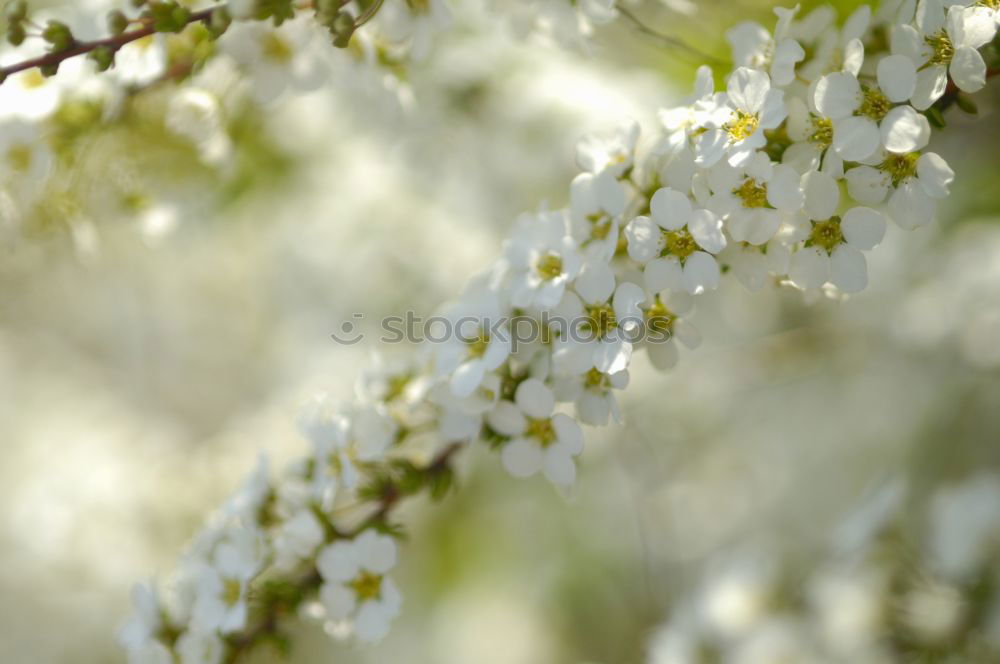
[1,0,999,662]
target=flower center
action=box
[585,303,617,338]
[858,86,891,121]
[535,252,563,281]
[383,373,412,402]
[466,329,490,359]
[925,31,954,66]
[724,110,760,142]
[644,298,675,336]
[222,578,243,607]
[661,228,699,261]
[262,31,293,63]
[590,217,613,241]
[879,152,919,186]
[525,417,557,447]
[584,367,609,389]
[979,0,1000,9]
[6,144,32,172]
[733,178,769,209]
[808,217,844,253]
[349,570,383,601]
[809,116,833,147]
[22,69,47,89]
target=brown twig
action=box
[0,7,216,81]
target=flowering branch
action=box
[0,6,218,81]
[220,442,462,664]
[98,1,1000,662]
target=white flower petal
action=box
[814,72,861,120]
[950,46,987,93]
[552,413,584,455]
[841,207,886,251]
[317,542,358,583]
[625,216,662,264]
[644,257,685,293]
[910,66,948,110]
[319,583,356,620]
[650,187,693,230]
[727,67,770,113]
[888,179,935,229]
[449,360,485,398]
[833,116,880,162]
[682,252,721,295]
[916,152,954,199]
[766,164,804,211]
[357,531,397,574]
[830,245,868,293]
[789,246,830,289]
[501,438,543,478]
[542,449,577,487]
[514,378,555,419]
[688,208,727,254]
[881,105,930,153]
[487,401,527,436]
[845,165,890,205]
[803,170,840,220]
[877,54,917,102]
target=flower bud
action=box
[331,11,355,49]
[107,9,129,36]
[42,20,75,52]
[208,7,232,38]
[6,22,26,46]
[4,0,27,23]
[89,45,115,72]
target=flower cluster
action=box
[113,1,1000,662]
[647,473,1000,663]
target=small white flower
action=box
[487,379,584,486]
[432,283,510,398]
[551,366,629,426]
[576,120,640,177]
[0,120,54,186]
[626,187,728,295]
[219,17,329,104]
[317,530,402,642]
[695,67,788,168]
[707,154,802,247]
[813,68,928,159]
[190,528,266,634]
[272,509,325,571]
[726,11,805,86]
[119,581,165,653]
[549,264,642,375]
[629,288,701,372]
[910,5,998,108]
[300,396,396,493]
[788,172,886,293]
[844,151,954,229]
[500,210,583,311]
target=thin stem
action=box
[0,7,217,81]
[354,0,385,28]
[614,3,725,68]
